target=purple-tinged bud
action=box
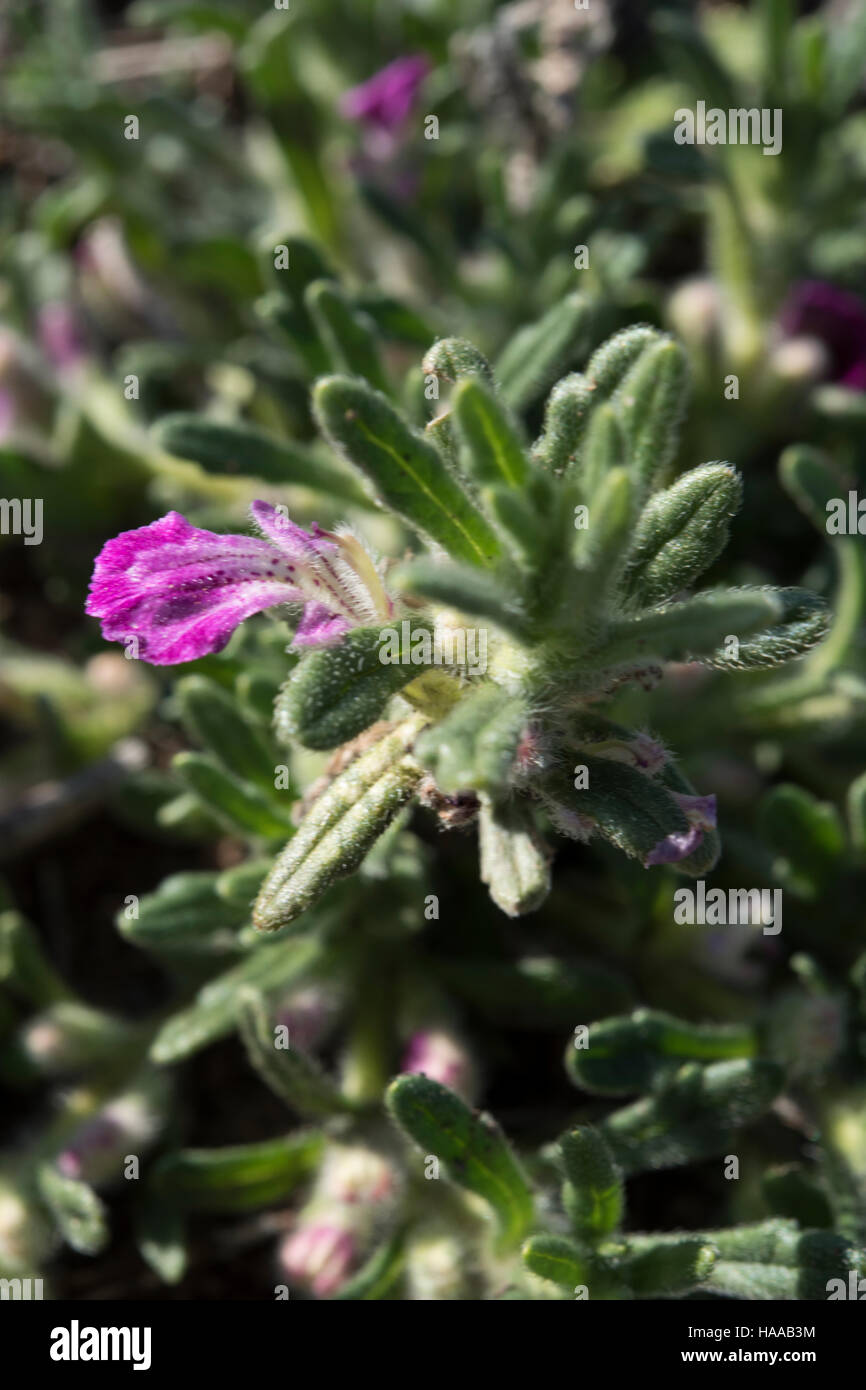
[402,1029,477,1102]
[645,793,717,868]
[278,1219,356,1297]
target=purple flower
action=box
[779,281,866,392]
[86,502,392,666]
[645,793,717,868]
[340,55,430,132]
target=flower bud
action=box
[404,1224,471,1300]
[769,334,831,386]
[402,1029,477,1103]
[20,1003,138,1076]
[272,984,341,1054]
[278,1219,356,1297]
[55,1077,166,1187]
[317,1145,400,1210]
[0,1177,54,1272]
[667,277,721,347]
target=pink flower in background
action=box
[779,281,866,391]
[402,1029,476,1101]
[37,302,87,374]
[279,1221,356,1297]
[86,502,392,665]
[0,389,15,443]
[341,55,430,133]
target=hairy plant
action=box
[87,319,830,926]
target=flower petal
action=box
[340,55,430,130]
[644,826,705,867]
[86,511,302,665]
[251,501,380,627]
[292,602,352,648]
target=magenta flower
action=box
[86,502,392,666]
[779,281,866,391]
[340,55,430,132]
[645,793,717,867]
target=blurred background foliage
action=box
[0,0,865,1299]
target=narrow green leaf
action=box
[172,752,294,839]
[386,1073,533,1248]
[422,338,493,385]
[136,1190,188,1285]
[586,588,783,669]
[478,796,550,917]
[848,771,866,854]
[150,937,322,1063]
[495,294,591,412]
[617,1236,716,1295]
[497,296,592,414]
[238,988,349,1118]
[698,587,830,670]
[758,784,846,893]
[451,377,529,488]
[566,1009,757,1096]
[571,467,635,632]
[253,719,424,932]
[0,910,70,1006]
[612,336,689,497]
[37,1163,108,1256]
[559,1126,624,1241]
[415,685,527,795]
[521,1235,591,1289]
[153,414,368,504]
[624,463,743,606]
[577,401,627,498]
[601,1059,783,1175]
[393,558,529,639]
[176,675,278,796]
[314,376,502,566]
[118,872,246,952]
[305,279,389,393]
[332,1232,405,1301]
[545,754,690,867]
[275,624,433,751]
[151,1132,324,1213]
